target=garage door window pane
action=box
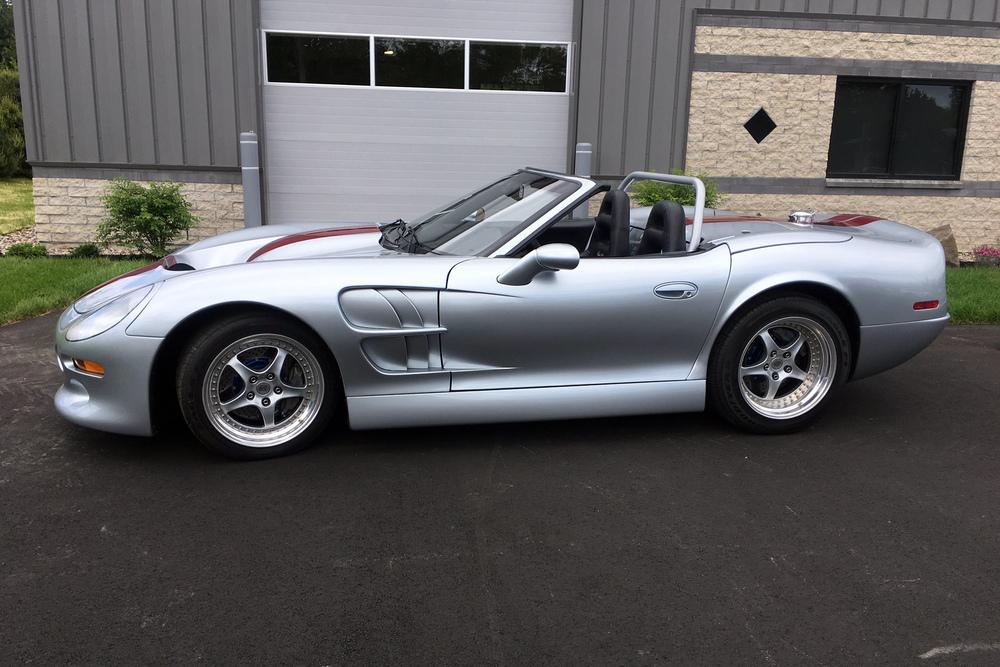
[891,84,967,178]
[375,38,464,89]
[470,42,567,92]
[827,81,896,176]
[266,34,370,86]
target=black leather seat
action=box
[636,200,686,254]
[583,189,630,258]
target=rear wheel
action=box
[176,314,337,459]
[708,296,851,433]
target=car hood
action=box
[170,223,398,269]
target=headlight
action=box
[66,286,154,341]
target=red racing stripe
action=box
[817,214,882,227]
[247,226,379,262]
[80,259,162,296]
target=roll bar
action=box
[618,171,705,253]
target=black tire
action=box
[176,313,339,460]
[707,295,851,434]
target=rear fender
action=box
[686,249,856,381]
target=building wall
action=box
[33,175,245,255]
[12,0,260,170]
[12,0,1000,252]
[12,0,261,251]
[259,0,574,225]
[695,25,1000,63]
[687,72,836,179]
[574,0,1000,178]
[686,16,1000,255]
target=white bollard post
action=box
[240,132,263,227]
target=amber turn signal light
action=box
[73,359,105,376]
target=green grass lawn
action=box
[0,257,146,325]
[0,178,34,235]
[0,258,997,328]
[947,266,1000,324]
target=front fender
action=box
[127,256,464,397]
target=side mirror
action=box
[498,244,580,286]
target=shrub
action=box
[629,170,722,208]
[97,179,197,257]
[5,242,48,258]
[0,68,19,99]
[69,243,102,258]
[0,68,27,178]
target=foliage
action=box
[0,257,146,324]
[97,179,197,257]
[0,176,31,234]
[0,67,17,98]
[946,267,1000,324]
[0,0,15,69]
[0,68,27,177]
[4,241,46,257]
[629,171,722,208]
[69,242,101,258]
[972,244,1000,263]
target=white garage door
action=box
[260,0,575,226]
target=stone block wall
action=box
[686,23,1000,256]
[33,178,245,254]
[687,72,837,179]
[695,25,1000,64]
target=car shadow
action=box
[57,373,889,466]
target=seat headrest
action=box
[585,190,630,258]
[637,200,686,254]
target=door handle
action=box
[654,282,698,300]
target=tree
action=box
[0,0,27,177]
[0,0,15,69]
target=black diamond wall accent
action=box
[744,108,777,144]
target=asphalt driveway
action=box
[2,312,999,665]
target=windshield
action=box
[400,171,580,256]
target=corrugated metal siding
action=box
[13,0,259,169]
[260,0,574,224]
[577,0,1000,178]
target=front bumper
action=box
[853,314,949,381]
[54,314,164,437]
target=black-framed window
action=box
[470,41,567,92]
[266,33,370,86]
[827,77,972,180]
[265,32,570,94]
[374,37,464,89]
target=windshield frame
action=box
[399,169,593,257]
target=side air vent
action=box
[339,288,444,373]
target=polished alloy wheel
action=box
[738,316,836,420]
[202,334,324,447]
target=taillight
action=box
[913,300,940,311]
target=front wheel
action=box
[708,296,851,434]
[176,314,338,459]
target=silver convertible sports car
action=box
[54,169,948,459]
